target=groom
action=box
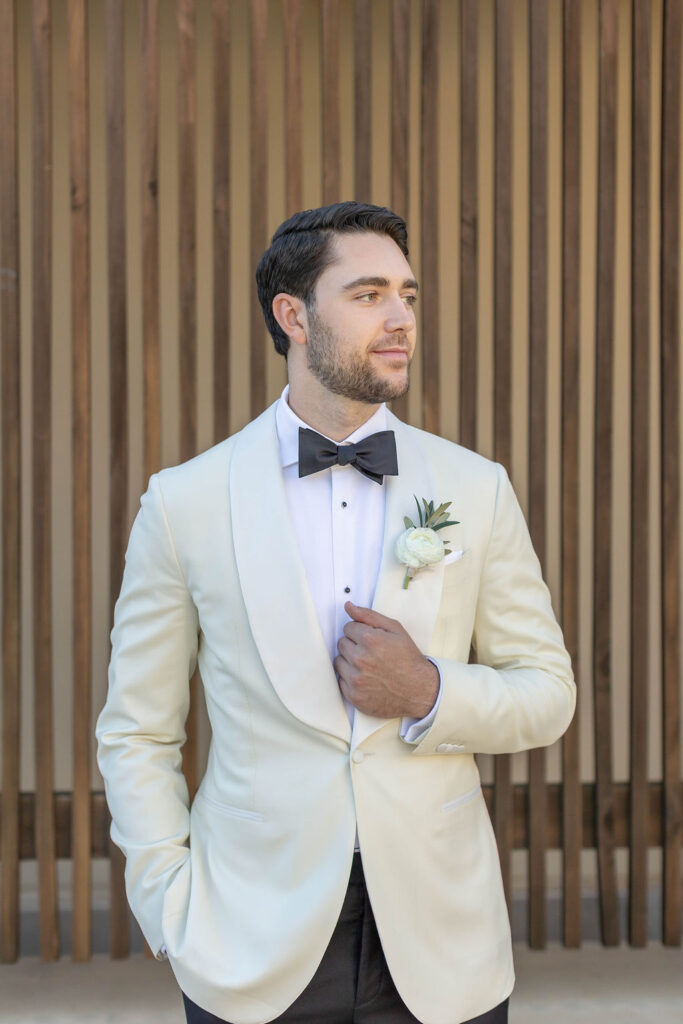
[96,201,575,1024]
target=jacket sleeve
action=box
[95,472,199,957]
[413,462,576,756]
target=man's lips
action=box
[372,348,409,357]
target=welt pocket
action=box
[441,782,482,813]
[195,789,264,822]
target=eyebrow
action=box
[340,276,419,294]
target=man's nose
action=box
[384,294,416,332]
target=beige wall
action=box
[3,0,682,906]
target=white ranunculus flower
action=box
[395,526,444,569]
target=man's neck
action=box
[286,383,381,442]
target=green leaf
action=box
[432,520,459,531]
[403,516,415,529]
[428,500,434,517]
[414,495,423,527]
[444,548,452,555]
[422,497,431,523]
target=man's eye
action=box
[357,293,377,301]
[404,294,418,306]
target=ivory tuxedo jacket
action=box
[96,400,576,1024]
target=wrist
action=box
[409,658,440,718]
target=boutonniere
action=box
[395,496,460,589]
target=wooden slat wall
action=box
[593,0,620,947]
[32,0,59,963]
[560,0,582,950]
[527,0,549,950]
[0,0,21,966]
[68,0,91,963]
[492,0,514,911]
[660,0,682,948]
[629,0,651,949]
[177,0,199,802]
[1,0,682,961]
[104,0,129,960]
[459,0,478,452]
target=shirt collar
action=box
[275,384,388,469]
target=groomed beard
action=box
[304,305,411,404]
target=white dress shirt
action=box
[274,384,441,739]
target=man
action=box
[96,201,575,1024]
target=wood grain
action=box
[528,0,548,951]
[32,0,59,963]
[420,0,439,435]
[660,0,682,948]
[321,0,340,204]
[283,0,302,216]
[68,0,92,962]
[213,0,231,442]
[389,0,410,426]
[0,0,21,965]
[560,0,582,950]
[249,0,267,414]
[593,0,620,947]
[493,0,514,910]
[353,0,371,201]
[628,0,651,949]
[142,0,161,480]
[459,0,478,452]
[105,0,129,959]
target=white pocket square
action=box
[443,548,465,566]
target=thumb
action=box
[344,600,399,632]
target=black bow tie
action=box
[298,427,399,485]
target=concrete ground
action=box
[1,943,681,1023]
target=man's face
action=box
[302,232,418,404]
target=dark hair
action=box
[255,201,409,357]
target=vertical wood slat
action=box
[560,0,582,950]
[32,0,59,962]
[459,0,478,451]
[492,0,514,910]
[353,0,371,201]
[213,0,231,443]
[141,0,161,481]
[68,0,92,962]
[389,0,410,426]
[105,0,130,959]
[387,0,409,428]
[628,0,651,949]
[660,0,682,948]
[177,0,200,802]
[321,0,340,204]
[420,0,439,436]
[282,0,302,217]
[0,0,21,965]
[593,0,620,947]
[527,0,548,950]
[249,0,267,415]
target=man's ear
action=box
[272,293,308,348]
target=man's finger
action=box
[344,601,400,631]
[342,620,374,644]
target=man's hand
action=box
[333,601,439,719]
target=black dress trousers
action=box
[181,854,510,1024]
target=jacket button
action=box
[436,743,450,753]
[352,750,364,764]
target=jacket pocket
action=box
[441,782,482,814]
[194,788,264,822]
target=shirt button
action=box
[344,586,351,593]
[352,750,364,764]
[341,501,348,507]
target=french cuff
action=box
[399,657,443,744]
